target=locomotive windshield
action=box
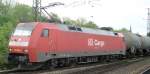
[13,23,36,36]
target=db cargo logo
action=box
[88,38,105,47]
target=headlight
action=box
[9,49,12,51]
[24,49,28,53]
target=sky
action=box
[15,0,150,35]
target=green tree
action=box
[0,0,12,26]
[48,12,62,23]
[83,21,98,29]
[100,27,113,31]
[0,2,37,64]
[63,17,98,28]
[114,28,129,32]
[8,4,34,22]
[0,22,14,64]
[63,17,76,25]
[0,0,11,16]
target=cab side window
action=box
[41,29,49,37]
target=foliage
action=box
[47,13,98,28]
[113,28,129,32]
[0,1,37,64]
[147,32,150,37]
[48,12,62,23]
[63,17,98,28]
[8,4,34,22]
[63,17,76,25]
[100,27,113,31]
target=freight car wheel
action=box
[126,47,136,58]
[143,49,149,56]
[128,47,136,57]
[131,47,136,54]
[51,59,58,68]
[136,49,143,56]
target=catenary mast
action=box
[147,8,150,36]
[32,0,41,21]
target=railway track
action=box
[138,64,150,74]
[60,57,144,74]
[0,68,21,74]
[140,67,150,74]
[1,57,146,74]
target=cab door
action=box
[36,28,51,62]
[40,28,50,51]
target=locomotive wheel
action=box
[51,59,58,68]
[58,59,66,67]
[69,58,77,67]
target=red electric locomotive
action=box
[8,22,126,68]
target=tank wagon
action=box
[122,32,150,56]
[8,22,150,68]
[141,36,150,54]
[122,32,142,55]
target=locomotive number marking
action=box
[88,38,105,47]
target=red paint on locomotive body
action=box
[56,31,126,53]
[8,22,126,63]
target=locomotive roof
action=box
[16,22,37,31]
[57,24,115,36]
[16,22,116,36]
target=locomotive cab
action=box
[8,23,36,64]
